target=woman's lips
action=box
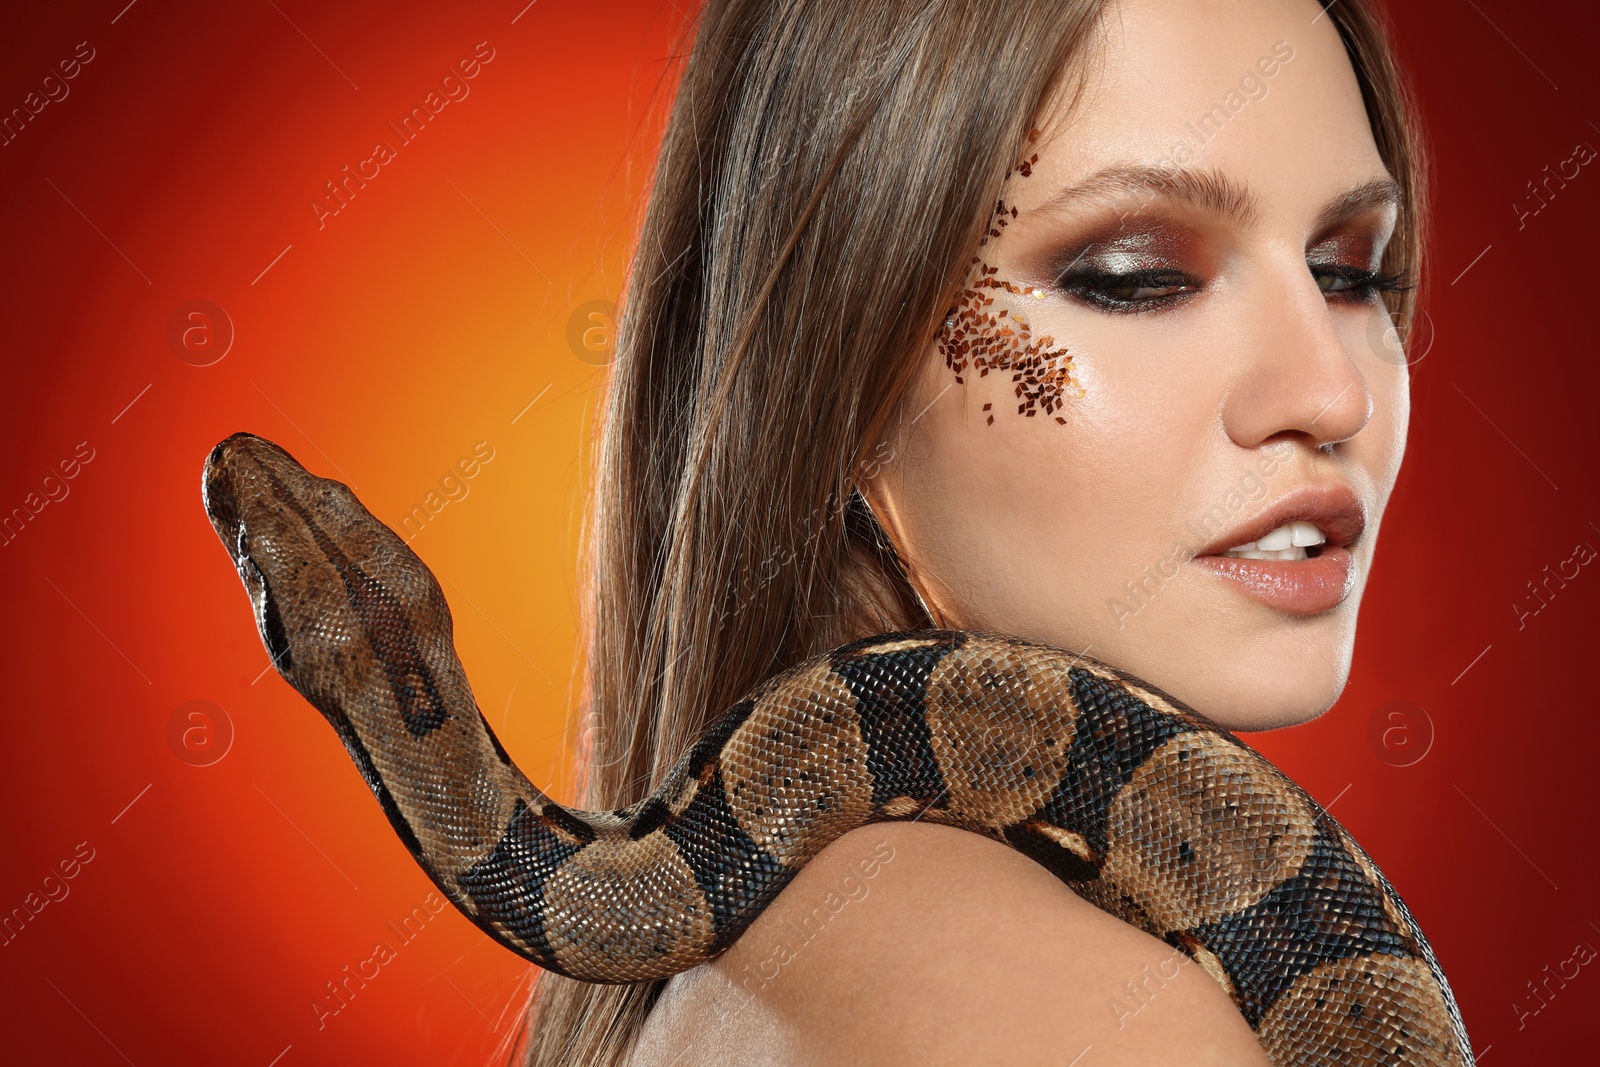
[1192,546,1356,614]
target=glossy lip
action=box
[1191,484,1367,615]
[1196,483,1367,557]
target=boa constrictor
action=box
[202,432,1471,1065]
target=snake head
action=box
[202,432,467,743]
[203,433,406,697]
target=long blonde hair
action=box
[520,1,1427,1062]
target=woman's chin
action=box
[1158,652,1351,733]
[1067,615,1357,734]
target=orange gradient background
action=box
[1,1,1597,1063]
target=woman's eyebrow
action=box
[1311,175,1402,231]
[1027,165,1260,226]
[1027,166,1402,232]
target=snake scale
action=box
[202,432,1471,1065]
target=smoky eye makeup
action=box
[1304,230,1384,279]
[1025,184,1412,316]
[1047,224,1209,314]
[1044,217,1410,313]
[1304,229,1411,304]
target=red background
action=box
[0,1,1595,1063]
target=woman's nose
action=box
[1220,264,1375,452]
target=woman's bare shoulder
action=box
[626,821,1270,1066]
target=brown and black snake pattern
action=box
[202,432,1472,1065]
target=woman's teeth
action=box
[1222,520,1326,561]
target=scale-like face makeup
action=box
[937,138,1083,427]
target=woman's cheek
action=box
[1339,331,1408,508]
[1376,359,1411,485]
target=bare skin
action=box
[630,823,1270,1065]
[631,0,1406,1060]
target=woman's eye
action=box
[1055,269,1199,312]
[1311,263,1412,301]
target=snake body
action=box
[202,432,1471,1065]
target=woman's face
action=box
[865,0,1409,730]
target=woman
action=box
[525,0,1428,1061]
